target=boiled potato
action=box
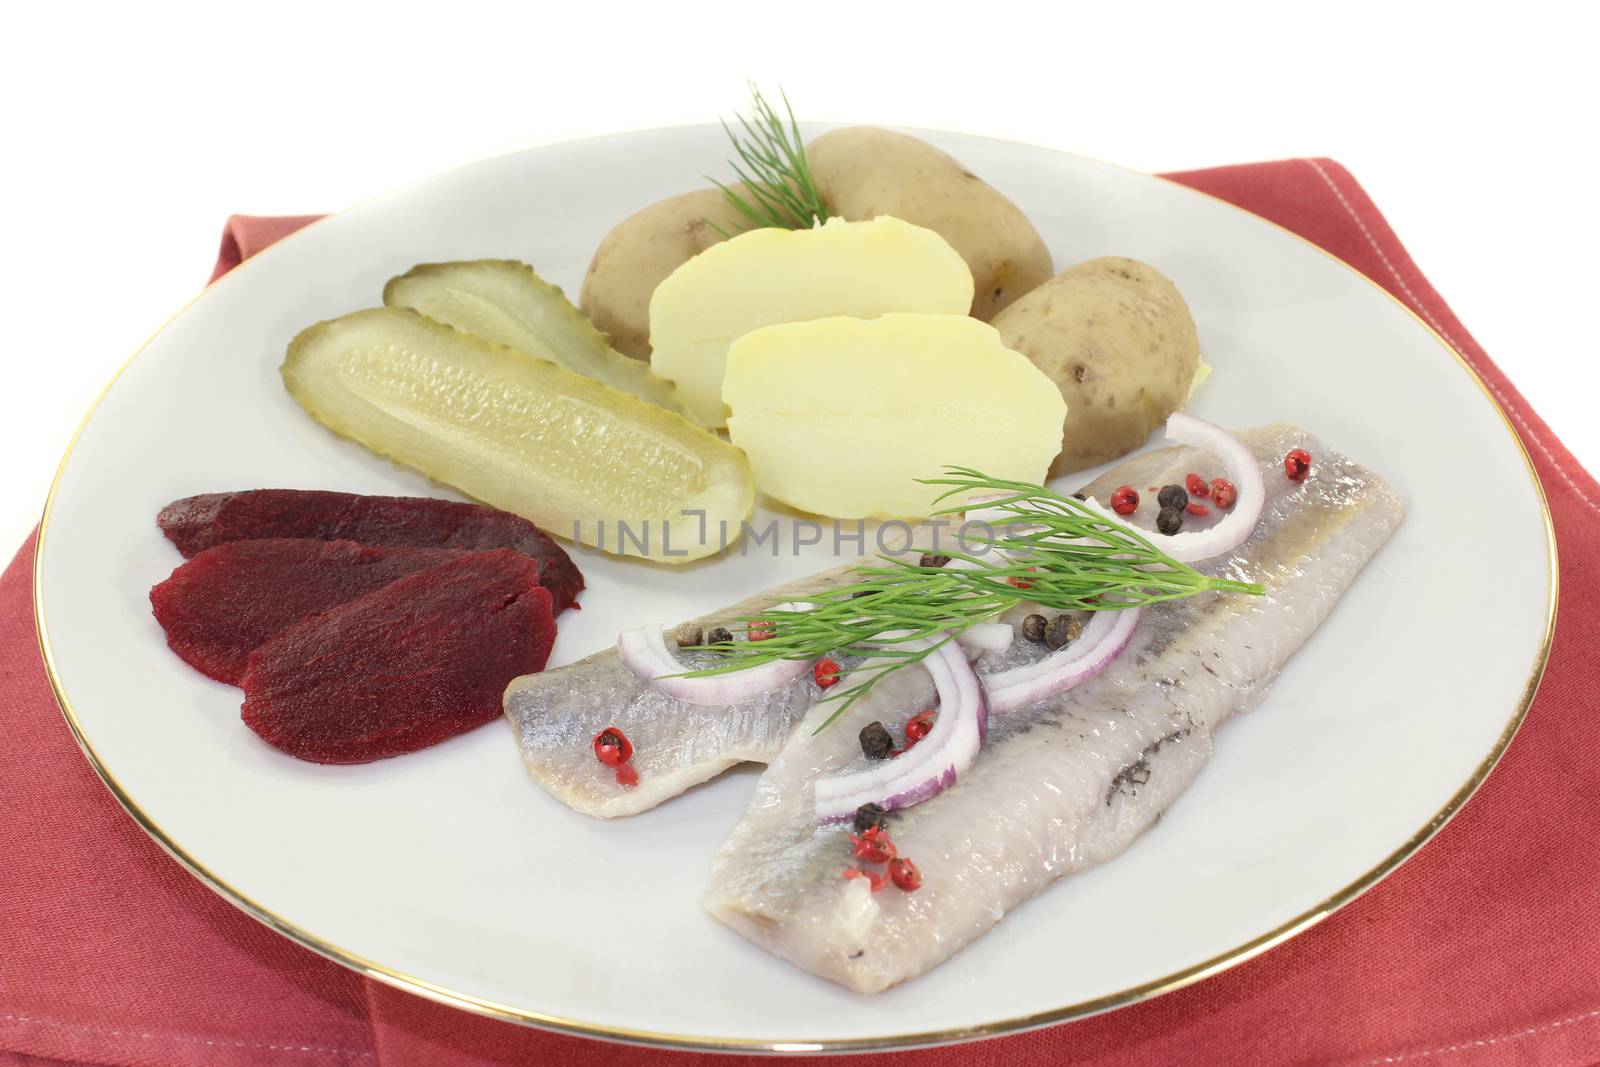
[807,127,1053,321]
[580,188,742,360]
[580,128,1052,357]
[991,256,1202,477]
[650,217,973,428]
[724,314,1066,518]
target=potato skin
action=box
[807,127,1052,321]
[580,188,742,360]
[991,257,1201,477]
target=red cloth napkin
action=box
[4,159,1597,1067]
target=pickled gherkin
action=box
[383,260,694,420]
[282,307,753,562]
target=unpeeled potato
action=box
[723,314,1066,518]
[580,188,742,360]
[649,217,974,428]
[991,257,1202,477]
[806,127,1053,321]
[578,128,1054,359]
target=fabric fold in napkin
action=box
[3,159,1597,1067]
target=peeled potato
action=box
[991,257,1202,477]
[649,217,973,428]
[724,314,1067,518]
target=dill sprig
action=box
[707,84,828,235]
[684,467,1265,732]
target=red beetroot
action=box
[158,489,582,611]
[240,551,554,764]
[151,539,467,684]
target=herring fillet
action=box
[702,424,1403,994]
[503,566,861,818]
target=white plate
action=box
[35,126,1554,1052]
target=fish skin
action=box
[702,424,1403,993]
[503,566,864,818]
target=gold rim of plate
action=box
[31,129,1559,1054]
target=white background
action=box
[3,2,1594,555]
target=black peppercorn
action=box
[674,622,703,648]
[918,552,951,568]
[1044,614,1082,649]
[1157,484,1188,510]
[853,802,889,832]
[1021,613,1048,642]
[706,625,733,646]
[1156,506,1184,536]
[1071,492,1088,501]
[859,721,895,760]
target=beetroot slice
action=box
[151,539,472,685]
[240,550,553,764]
[158,489,582,611]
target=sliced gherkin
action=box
[383,259,696,421]
[282,307,753,562]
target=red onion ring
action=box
[984,607,1142,713]
[1082,413,1264,564]
[814,633,987,823]
[616,602,813,705]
